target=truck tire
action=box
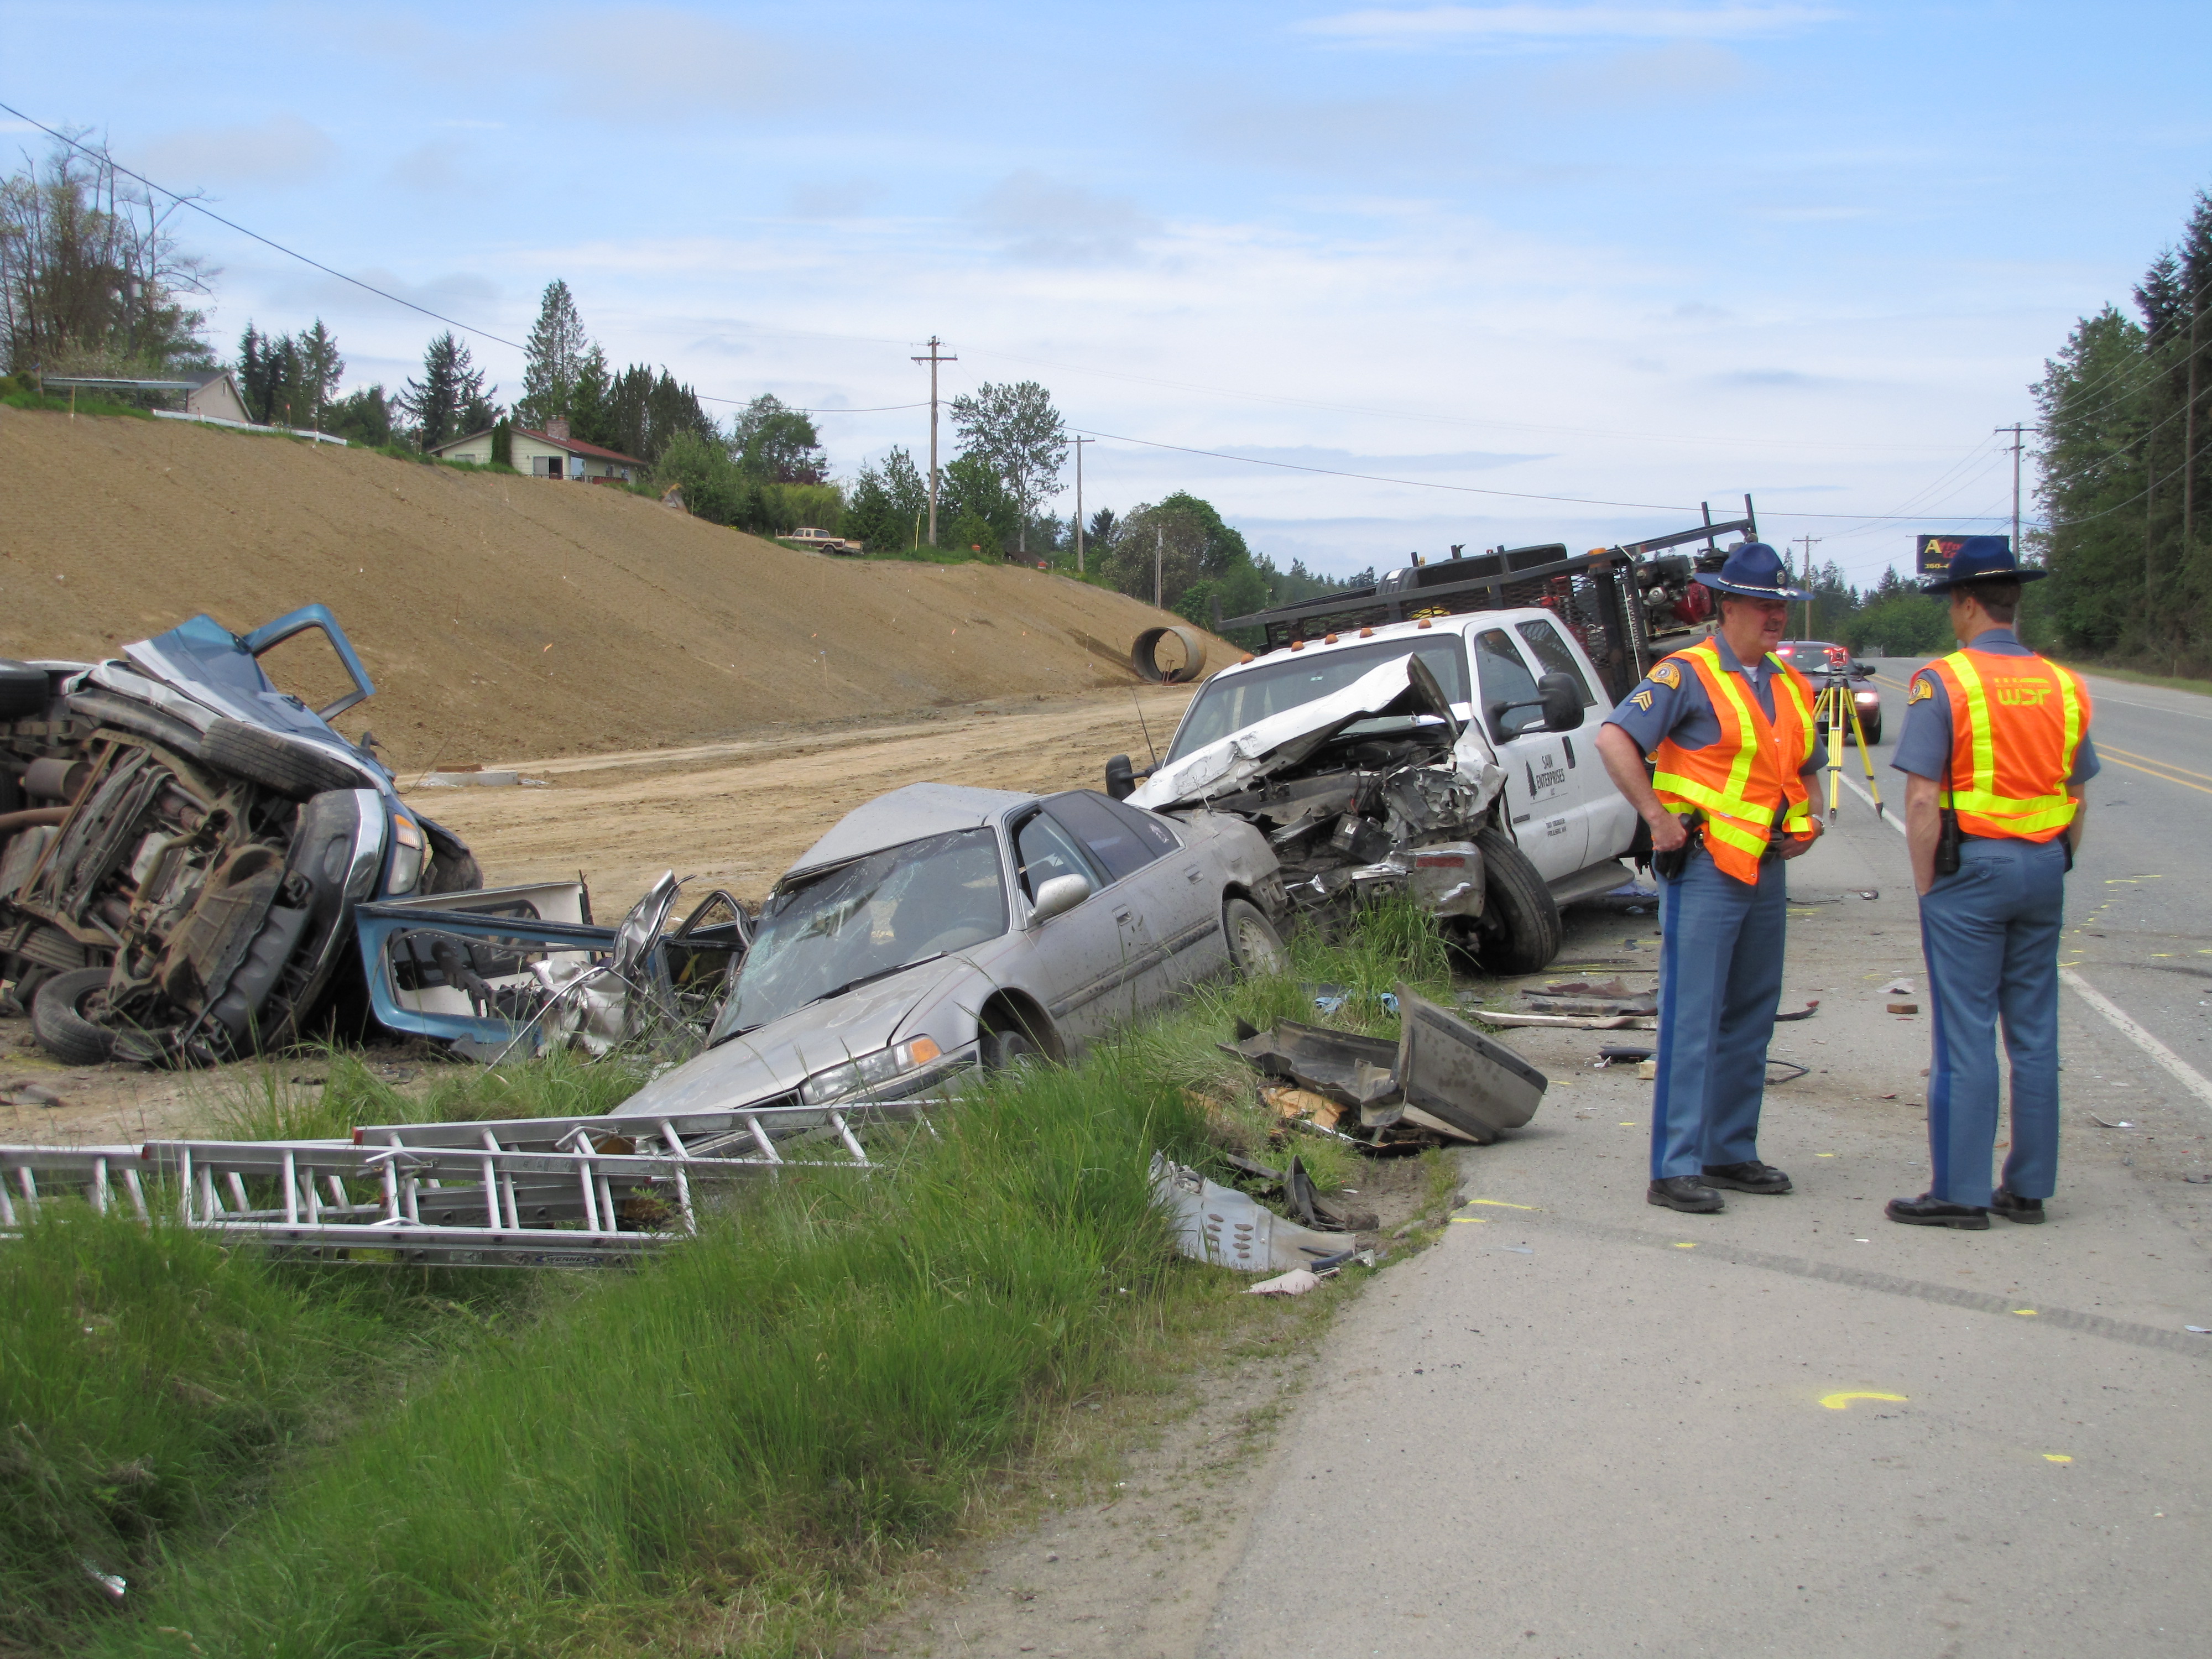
[1222,897,1289,976]
[201,718,366,801]
[1473,827,1562,975]
[32,967,119,1065]
[0,660,46,719]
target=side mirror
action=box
[1854,661,1875,677]
[1538,672,1584,732]
[1105,754,1135,800]
[1030,872,1092,923]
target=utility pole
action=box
[911,335,956,547]
[1995,423,2026,555]
[1072,435,1093,576]
[1155,526,1164,609]
[1791,534,1820,638]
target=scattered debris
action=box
[1469,1009,1654,1030]
[1218,1150,1378,1231]
[1882,978,1916,995]
[1226,986,1546,1149]
[1594,1046,1653,1068]
[1636,1058,1658,1079]
[2186,1326,2211,1335]
[1766,1060,1811,1084]
[1859,890,1880,900]
[1774,1000,1821,1022]
[1309,983,1397,1016]
[2185,1173,2211,1185]
[1150,1152,1353,1272]
[1887,1003,1919,1015]
[0,1080,65,1108]
[2090,1115,2136,1129]
[1246,1267,1322,1297]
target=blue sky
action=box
[8,1,2210,585]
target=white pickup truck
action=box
[1121,608,1637,972]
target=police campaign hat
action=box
[1917,537,2047,594]
[1693,541,1812,602]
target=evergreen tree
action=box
[843,445,928,550]
[296,318,342,428]
[518,279,589,429]
[398,330,493,448]
[596,363,715,463]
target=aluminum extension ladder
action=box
[1,1099,930,1267]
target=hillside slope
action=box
[0,410,1226,768]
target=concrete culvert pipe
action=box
[1131,625,1209,684]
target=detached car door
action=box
[1471,626,1585,879]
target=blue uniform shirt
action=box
[1604,633,1830,775]
[1891,628,2100,786]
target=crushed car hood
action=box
[1132,654,1472,811]
[613,953,973,1118]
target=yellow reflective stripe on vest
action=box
[2056,662,2085,785]
[1768,658,1817,830]
[1944,652,2077,822]
[1699,813,1770,860]
[1699,645,1761,804]
[1650,770,1777,827]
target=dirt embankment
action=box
[0,409,1233,770]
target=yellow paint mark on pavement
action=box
[1820,1391,1908,1411]
[1467,1198,1539,1211]
[1450,1216,1492,1225]
[1816,1152,1837,1157]
[2043,1454,2073,1464]
[2013,1308,2038,1317]
[1619,1121,1638,1127]
[1672,1241,1698,1249]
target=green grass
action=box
[0,1217,521,1653]
[205,1045,659,1144]
[1,388,156,420]
[9,902,1455,1657]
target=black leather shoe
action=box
[1702,1160,1793,1194]
[1886,1192,1990,1230]
[1648,1176,1725,1213]
[1990,1187,2046,1224]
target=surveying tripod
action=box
[1808,667,1886,823]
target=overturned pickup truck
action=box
[0,608,483,1065]
[1116,609,1636,973]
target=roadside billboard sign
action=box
[1916,534,2010,580]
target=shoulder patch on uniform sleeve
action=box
[1908,674,1936,704]
[1630,688,1654,712]
[1650,661,1681,689]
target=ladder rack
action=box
[2,1098,931,1267]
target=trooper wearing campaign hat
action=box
[1886,541,2098,1229]
[1595,541,1829,1214]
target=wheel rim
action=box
[1236,917,1287,974]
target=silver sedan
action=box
[613,781,1287,1119]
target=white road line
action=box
[2056,968,2212,1114]
[1837,769,2212,1115]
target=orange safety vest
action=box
[1921,650,2088,842]
[1648,638,1819,884]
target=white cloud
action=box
[1297,4,1837,45]
[138,113,336,187]
[970,171,1157,265]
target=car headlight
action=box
[1854,690,1881,703]
[799,1036,944,1105]
[388,812,427,893]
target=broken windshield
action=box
[708,828,1007,1043]
[1167,635,1472,761]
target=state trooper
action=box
[1595,542,1827,1215]
[1885,542,2096,1229]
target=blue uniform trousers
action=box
[1652,847,1788,1179]
[1919,836,2067,1206]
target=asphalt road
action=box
[1196,711,2212,1659]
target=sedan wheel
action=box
[1223,898,1289,977]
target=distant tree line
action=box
[2032,190,2212,672]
